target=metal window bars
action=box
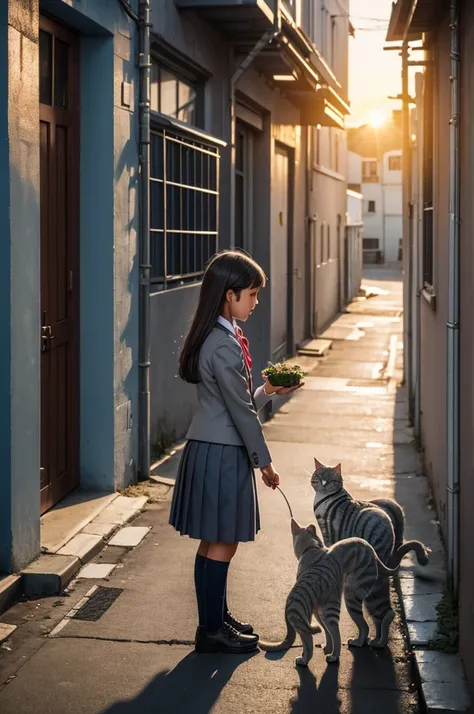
[150,126,220,289]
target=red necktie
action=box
[234,326,253,373]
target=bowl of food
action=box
[262,362,306,388]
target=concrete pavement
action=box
[0,266,423,713]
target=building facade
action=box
[387,0,474,698]
[0,0,352,576]
[149,0,352,447]
[345,189,363,303]
[348,122,402,264]
[0,0,140,573]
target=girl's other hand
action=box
[261,464,280,489]
[262,374,305,396]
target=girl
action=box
[169,250,302,655]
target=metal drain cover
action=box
[73,587,123,621]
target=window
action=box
[283,0,298,21]
[39,29,69,108]
[151,62,197,125]
[364,238,379,250]
[315,125,321,165]
[150,126,220,288]
[330,16,337,71]
[422,61,434,287]
[388,155,402,171]
[362,160,378,182]
[234,123,254,252]
[368,200,376,213]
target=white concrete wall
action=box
[382,150,402,263]
[384,184,402,214]
[383,149,402,186]
[347,189,363,225]
[348,151,362,184]
[362,183,383,242]
[384,215,402,262]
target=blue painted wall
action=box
[79,35,116,490]
[0,2,13,573]
[0,0,41,572]
[41,0,139,491]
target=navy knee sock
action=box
[203,559,230,633]
[194,553,207,628]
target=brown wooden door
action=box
[39,17,80,514]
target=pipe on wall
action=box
[446,0,460,592]
[119,0,152,481]
[138,0,152,481]
[401,41,413,416]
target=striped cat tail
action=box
[395,540,430,566]
[258,612,297,652]
[374,553,400,577]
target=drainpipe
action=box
[229,17,281,249]
[447,0,460,592]
[401,40,413,417]
[138,0,152,481]
[117,0,151,482]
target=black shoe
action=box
[195,623,259,654]
[224,611,255,635]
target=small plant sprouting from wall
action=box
[151,430,176,462]
[429,587,459,653]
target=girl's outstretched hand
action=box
[262,374,304,396]
[261,464,280,490]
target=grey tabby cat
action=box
[259,518,399,666]
[311,457,429,647]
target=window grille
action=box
[150,126,220,288]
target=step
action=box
[297,338,332,357]
[0,574,22,615]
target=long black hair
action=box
[179,250,266,383]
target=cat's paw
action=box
[310,625,322,635]
[323,645,332,655]
[368,637,387,649]
[325,653,340,664]
[348,637,367,648]
[295,656,309,667]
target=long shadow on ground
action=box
[100,650,257,714]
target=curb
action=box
[0,576,22,616]
[0,495,149,610]
[393,475,471,712]
[390,393,471,712]
[397,574,471,714]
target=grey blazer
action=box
[186,324,272,468]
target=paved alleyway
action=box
[0,266,422,714]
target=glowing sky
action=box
[348,0,402,126]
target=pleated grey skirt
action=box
[169,440,261,543]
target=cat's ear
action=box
[314,457,323,471]
[307,524,318,538]
[334,463,342,476]
[291,518,301,535]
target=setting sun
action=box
[368,109,388,128]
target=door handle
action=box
[41,324,55,352]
